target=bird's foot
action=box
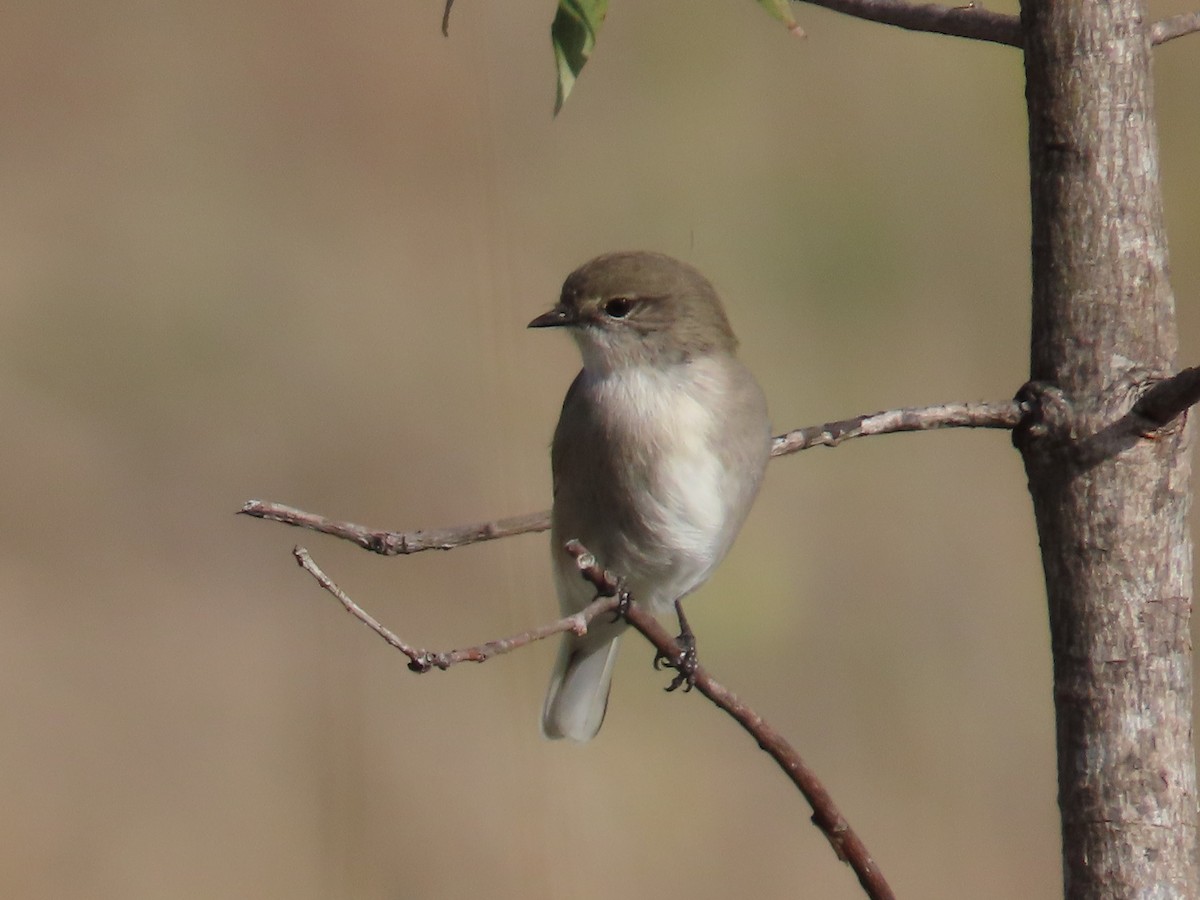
[653,600,698,692]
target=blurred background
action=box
[2,1,1198,897]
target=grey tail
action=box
[541,635,622,742]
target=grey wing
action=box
[716,359,773,523]
[550,369,590,501]
[552,372,585,501]
[548,370,616,615]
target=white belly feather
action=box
[589,361,735,609]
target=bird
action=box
[528,251,771,741]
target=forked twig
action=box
[291,539,897,900]
[293,545,615,671]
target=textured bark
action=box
[1017,0,1198,895]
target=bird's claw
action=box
[654,629,698,692]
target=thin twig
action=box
[1151,11,1200,45]
[798,0,1021,46]
[244,503,550,555]
[770,399,1023,455]
[293,545,617,672]
[242,399,1024,553]
[294,546,420,657]
[441,0,454,37]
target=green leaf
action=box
[551,0,608,115]
[756,0,806,37]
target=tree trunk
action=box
[1016,0,1198,894]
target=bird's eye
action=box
[603,298,634,318]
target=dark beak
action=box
[527,305,576,329]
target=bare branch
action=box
[797,0,1021,46]
[242,502,550,554]
[1151,11,1200,45]
[243,399,1024,554]
[294,545,422,658]
[441,0,454,37]
[791,0,1198,46]
[771,399,1023,456]
[1131,366,1200,430]
[293,545,616,672]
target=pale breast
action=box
[585,361,746,609]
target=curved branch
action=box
[797,0,1021,46]
[794,1,1199,47]
[1151,11,1200,45]
[563,541,896,900]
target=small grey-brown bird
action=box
[529,251,771,741]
